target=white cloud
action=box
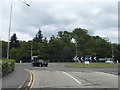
[1,0,118,43]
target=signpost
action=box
[73,56,80,63]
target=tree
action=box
[33,29,43,43]
[10,33,19,48]
[49,35,56,42]
[47,39,64,62]
[18,41,31,62]
[10,48,20,62]
[2,27,119,62]
[43,37,48,44]
[2,41,7,58]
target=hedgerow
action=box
[2,59,15,76]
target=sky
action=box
[0,0,118,43]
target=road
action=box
[30,63,118,88]
[2,63,119,89]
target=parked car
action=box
[105,60,114,64]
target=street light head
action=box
[18,0,30,7]
[26,4,30,6]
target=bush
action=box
[2,59,15,76]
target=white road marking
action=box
[62,71,82,85]
[95,72,118,77]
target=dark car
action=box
[31,56,48,67]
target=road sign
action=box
[94,57,97,61]
[90,57,92,61]
[73,56,79,61]
[85,57,89,61]
[81,57,83,60]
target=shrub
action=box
[2,59,15,76]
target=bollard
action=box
[20,61,22,63]
[85,61,89,65]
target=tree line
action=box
[2,28,120,62]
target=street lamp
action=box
[0,37,2,60]
[31,41,33,61]
[111,44,114,61]
[71,38,78,62]
[7,0,30,59]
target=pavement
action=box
[2,63,31,88]
[2,63,119,89]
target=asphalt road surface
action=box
[2,63,119,89]
[30,63,118,88]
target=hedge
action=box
[1,59,15,76]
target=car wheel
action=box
[45,64,48,67]
[41,63,43,67]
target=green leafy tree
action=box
[33,29,43,43]
[10,48,20,62]
[2,41,7,58]
[18,41,31,62]
[2,28,119,62]
[43,37,48,44]
[49,35,56,42]
[10,33,19,48]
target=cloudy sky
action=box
[0,0,118,43]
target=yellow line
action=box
[28,70,32,87]
[30,70,35,88]
[18,69,29,88]
[19,69,35,90]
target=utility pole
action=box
[0,37,2,60]
[76,39,78,58]
[7,0,13,59]
[7,0,30,59]
[111,44,114,61]
[31,41,33,61]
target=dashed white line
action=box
[62,71,82,85]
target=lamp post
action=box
[0,37,2,60]
[7,0,13,59]
[31,41,33,61]
[75,39,78,58]
[111,44,114,61]
[71,38,78,62]
[7,0,30,59]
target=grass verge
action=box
[65,63,118,68]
